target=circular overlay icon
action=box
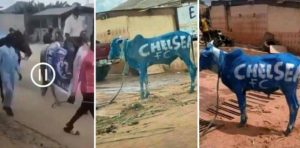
[30,62,55,88]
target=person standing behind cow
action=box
[63,34,94,134]
[43,27,53,44]
[200,16,211,44]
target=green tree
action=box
[15,0,70,14]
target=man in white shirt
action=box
[63,7,88,53]
[62,6,89,88]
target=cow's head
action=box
[5,30,32,60]
[109,37,124,61]
[200,41,220,73]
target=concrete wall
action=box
[268,6,300,54]
[228,4,268,45]
[210,4,268,45]
[210,5,227,33]
[0,14,25,33]
[210,4,300,54]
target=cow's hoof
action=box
[237,120,247,128]
[3,107,14,117]
[189,89,195,93]
[237,123,246,128]
[140,95,145,100]
[140,97,147,100]
[67,96,75,104]
[145,92,150,98]
[41,88,47,96]
[284,129,291,136]
[141,95,149,100]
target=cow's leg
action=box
[51,85,59,103]
[138,67,147,99]
[282,89,299,136]
[236,91,247,127]
[40,49,48,96]
[145,72,150,98]
[180,55,196,93]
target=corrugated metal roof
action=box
[112,0,182,11]
[84,3,94,8]
[34,6,75,16]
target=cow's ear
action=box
[206,40,214,50]
[117,39,123,44]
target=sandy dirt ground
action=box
[97,72,197,148]
[200,45,300,148]
[0,44,93,147]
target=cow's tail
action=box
[40,47,48,96]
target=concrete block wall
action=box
[210,4,300,54]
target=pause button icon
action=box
[31,62,56,88]
[39,68,48,81]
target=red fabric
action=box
[79,49,94,93]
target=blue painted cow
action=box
[109,31,196,99]
[200,42,300,135]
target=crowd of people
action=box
[13,6,94,134]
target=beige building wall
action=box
[96,16,129,43]
[96,15,176,41]
[128,15,176,38]
[96,13,196,74]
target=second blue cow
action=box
[200,42,300,136]
[109,31,196,99]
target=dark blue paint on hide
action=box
[200,43,300,135]
[109,31,196,99]
[46,43,72,92]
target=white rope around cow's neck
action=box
[200,70,220,137]
[201,49,223,137]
